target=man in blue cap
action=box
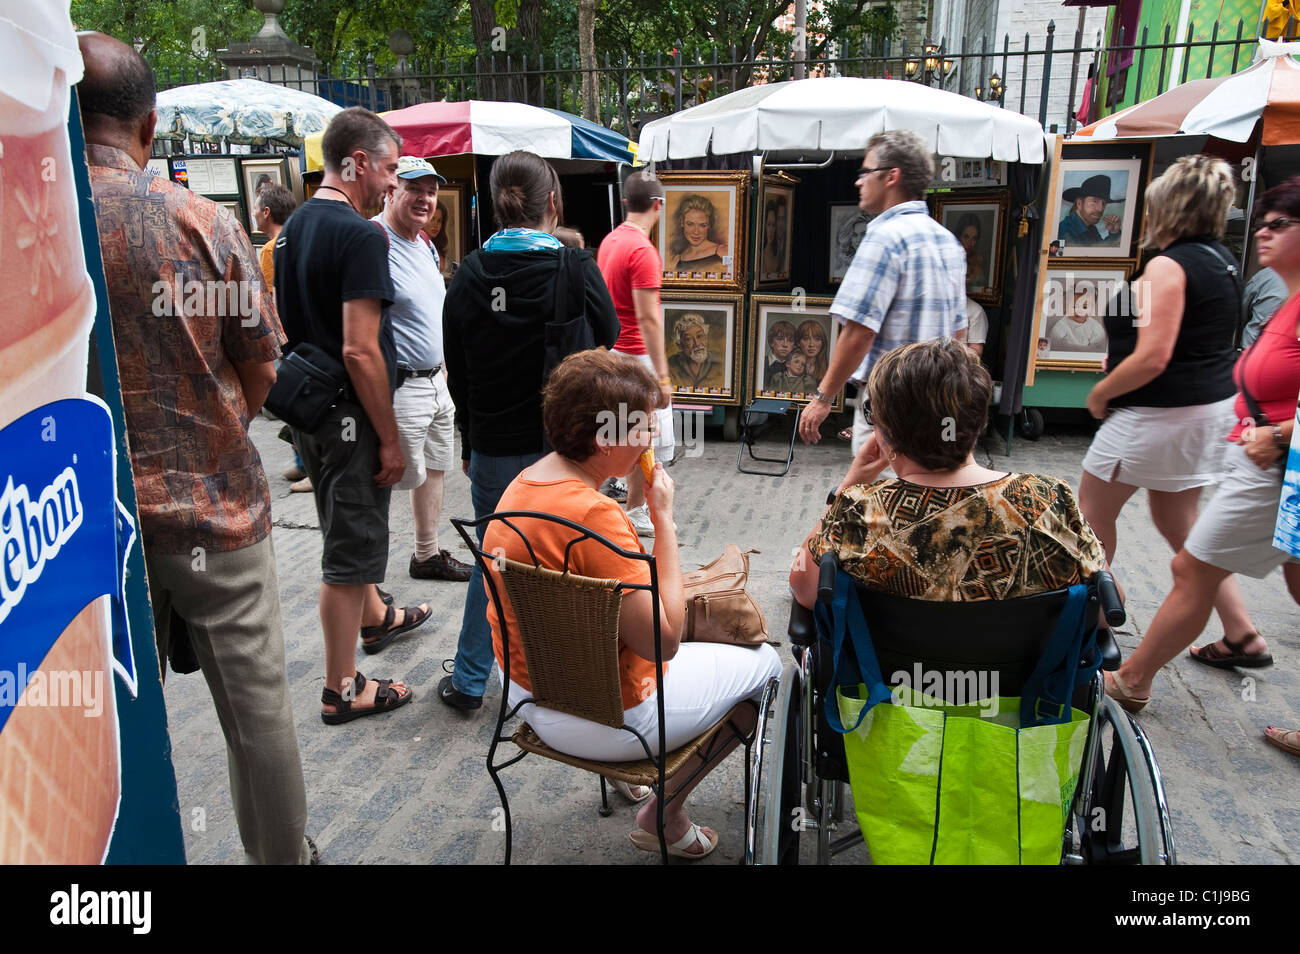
[1058,174,1123,247]
[373,156,473,583]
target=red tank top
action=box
[1229,291,1300,441]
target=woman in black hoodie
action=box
[440,150,619,710]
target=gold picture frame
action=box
[653,170,749,291]
[660,292,745,406]
[748,294,843,411]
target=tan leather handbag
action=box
[681,545,769,646]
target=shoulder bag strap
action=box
[551,247,570,325]
[1192,242,1267,422]
[817,569,894,734]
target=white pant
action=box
[616,350,676,458]
[504,642,781,762]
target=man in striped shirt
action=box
[798,130,967,454]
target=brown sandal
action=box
[360,602,431,655]
[320,671,412,725]
[1264,726,1300,757]
[1104,671,1150,714]
[1189,634,1273,669]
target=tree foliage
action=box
[71,0,261,74]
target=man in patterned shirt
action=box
[798,130,967,454]
[80,32,313,864]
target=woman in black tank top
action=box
[1076,156,1258,672]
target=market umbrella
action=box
[302,100,637,170]
[636,76,1046,164]
[155,78,343,146]
[1075,39,1300,144]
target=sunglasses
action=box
[1257,215,1299,233]
[855,166,895,182]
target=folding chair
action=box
[451,510,757,864]
[737,398,803,476]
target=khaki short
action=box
[393,372,457,491]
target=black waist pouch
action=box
[265,342,348,434]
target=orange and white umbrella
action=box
[1076,39,1300,145]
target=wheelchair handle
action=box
[817,552,839,604]
[1096,571,1125,628]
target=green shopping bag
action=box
[836,685,1090,864]
[815,568,1101,865]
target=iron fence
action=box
[154,19,1265,142]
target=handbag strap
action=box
[1018,584,1100,728]
[550,247,587,325]
[817,568,894,734]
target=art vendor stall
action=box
[150,78,342,243]
[636,76,1048,441]
[303,99,637,279]
[1027,40,1300,427]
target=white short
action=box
[504,642,782,762]
[1185,443,1299,578]
[616,350,676,459]
[1081,397,1236,492]
[393,372,456,491]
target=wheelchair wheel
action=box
[745,667,802,864]
[1066,696,1175,865]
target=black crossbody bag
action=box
[264,341,349,433]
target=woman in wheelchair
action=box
[791,338,1108,607]
[484,349,782,858]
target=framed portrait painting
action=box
[240,158,286,237]
[1052,158,1142,259]
[755,176,795,288]
[660,293,744,405]
[654,171,748,290]
[828,203,873,285]
[423,181,466,278]
[1033,263,1130,369]
[935,191,1009,305]
[749,294,841,410]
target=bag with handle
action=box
[681,544,768,646]
[819,569,1098,864]
[264,342,348,434]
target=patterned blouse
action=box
[808,474,1107,601]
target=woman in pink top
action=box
[1106,178,1300,742]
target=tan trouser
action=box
[147,535,310,864]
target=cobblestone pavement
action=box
[167,413,1298,864]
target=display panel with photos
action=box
[1051,157,1142,259]
[935,191,1009,305]
[241,158,287,237]
[653,171,748,289]
[422,181,466,278]
[660,293,744,406]
[749,295,842,410]
[1033,263,1130,369]
[828,203,873,285]
[755,176,796,287]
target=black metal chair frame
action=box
[451,509,756,865]
[747,554,1175,865]
[736,398,803,477]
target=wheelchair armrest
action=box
[817,552,839,604]
[1098,627,1121,672]
[1094,570,1125,628]
[789,599,816,648]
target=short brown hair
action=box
[543,350,663,461]
[1142,154,1235,249]
[623,169,665,213]
[491,150,564,229]
[867,338,992,470]
[255,184,297,226]
[321,107,401,174]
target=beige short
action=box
[1185,443,1299,578]
[1081,398,1235,492]
[393,372,457,491]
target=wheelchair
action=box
[746,554,1176,865]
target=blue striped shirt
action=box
[829,200,968,384]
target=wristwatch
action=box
[810,389,833,406]
[1273,425,1287,448]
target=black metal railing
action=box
[155,19,1266,141]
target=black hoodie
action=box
[443,246,619,458]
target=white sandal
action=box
[628,822,718,859]
[606,778,652,804]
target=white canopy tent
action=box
[637,76,1046,163]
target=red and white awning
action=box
[1076,39,1300,145]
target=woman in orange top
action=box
[483,350,781,859]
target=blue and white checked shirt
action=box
[830,200,968,384]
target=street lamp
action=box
[907,41,954,85]
[977,72,1005,105]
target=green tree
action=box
[71,0,261,74]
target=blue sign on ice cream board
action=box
[0,3,184,864]
[1273,401,1300,559]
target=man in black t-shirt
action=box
[274,107,429,725]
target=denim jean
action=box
[451,450,544,696]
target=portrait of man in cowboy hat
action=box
[1058,172,1125,246]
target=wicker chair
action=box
[451,510,756,864]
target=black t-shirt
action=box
[274,197,398,389]
[1104,237,1239,409]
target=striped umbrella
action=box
[1076,39,1300,144]
[304,100,636,170]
